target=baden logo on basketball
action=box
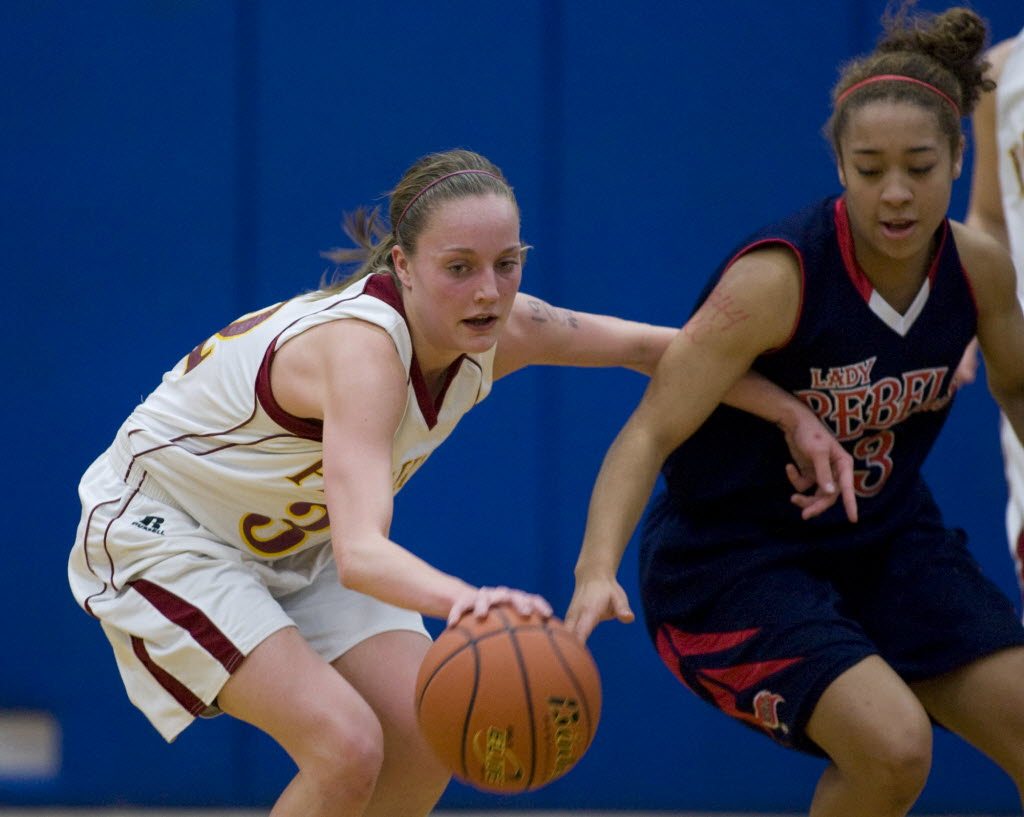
[472,725,523,785]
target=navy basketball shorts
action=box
[638,495,1024,757]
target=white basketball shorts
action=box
[68,448,429,741]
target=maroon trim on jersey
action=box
[721,238,805,351]
[252,289,385,441]
[131,635,208,717]
[255,340,324,440]
[364,273,470,430]
[364,271,403,311]
[834,197,949,302]
[130,578,245,673]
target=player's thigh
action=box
[218,626,381,761]
[806,654,932,771]
[912,645,1024,774]
[281,558,429,664]
[331,629,431,731]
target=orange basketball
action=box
[414,604,602,794]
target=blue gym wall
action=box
[4,0,1023,811]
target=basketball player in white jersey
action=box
[965,29,1024,600]
[69,148,855,817]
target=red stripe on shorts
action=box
[130,578,244,672]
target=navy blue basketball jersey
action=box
[661,196,976,536]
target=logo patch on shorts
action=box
[131,515,165,535]
[753,689,787,733]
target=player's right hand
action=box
[446,585,552,627]
[564,577,634,643]
[782,412,858,523]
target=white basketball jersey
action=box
[997,33,1024,569]
[108,273,494,560]
[998,33,1024,304]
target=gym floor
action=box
[0,813,814,817]
[0,811,1005,816]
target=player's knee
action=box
[301,708,385,802]
[852,717,932,806]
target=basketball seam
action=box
[460,637,481,780]
[497,606,537,790]
[415,626,474,711]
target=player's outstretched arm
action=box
[492,292,677,379]
[496,290,855,522]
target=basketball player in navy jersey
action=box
[567,6,1024,815]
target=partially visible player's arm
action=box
[956,38,1016,390]
[964,37,1015,247]
[956,225,1024,447]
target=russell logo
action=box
[131,515,166,535]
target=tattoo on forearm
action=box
[683,288,750,343]
[527,298,580,329]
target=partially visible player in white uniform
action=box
[965,29,1024,596]
[69,148,855,817]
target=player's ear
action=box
[392,244,413,288]
[836,153,848,187]
[952,135,965,179]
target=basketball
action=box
[414,605,602,794]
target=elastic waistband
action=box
[108,431,187,512]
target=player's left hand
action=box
[782,415,858,523]
[563,576,634,643]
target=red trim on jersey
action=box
[131,635,208,717]
[130,579,244,672]
[834,197,949,302]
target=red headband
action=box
[836,73,960,116]
[395,169,504,234]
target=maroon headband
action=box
[836,73,960,116]
[394,169,504,234]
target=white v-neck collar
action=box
[866,279,931,337]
